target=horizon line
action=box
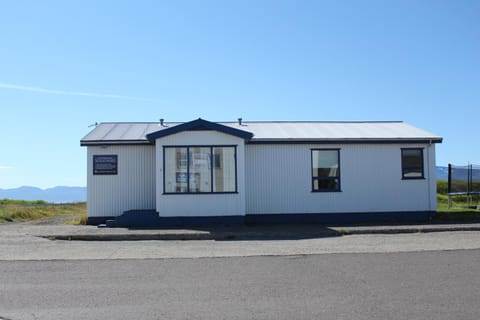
[0,185,87,190]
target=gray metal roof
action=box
[81,121,442,145]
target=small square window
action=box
[401,148,424,179]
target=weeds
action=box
[0,199,48,205]
[64,212,88,225]
[0,202,86,224]
[336,229,351,235]
[435,180,480,221]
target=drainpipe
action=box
[427,140,433,212]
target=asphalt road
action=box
[1,249,480,320]
[3,228,480,260]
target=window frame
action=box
[163,145,238,194]
[311,148,341,192]
[93,154,118,175]
[401,148,425,180]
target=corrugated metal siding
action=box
[87,145,155,217]
[427,144,437,210]
[246,144,436,214]
[155,131,246,216]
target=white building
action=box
[81,118,442,226]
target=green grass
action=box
[0,200,87,224]
[336,229,351,235]
[0,199,48,205]
[434,180,480,221]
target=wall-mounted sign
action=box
[93,155,118,175]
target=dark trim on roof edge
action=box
[81,138,442,147]
[247,138,442,145]
[80,140,154,146]
[146,118,254,141]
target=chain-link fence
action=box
[448,164,480,208]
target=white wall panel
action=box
[155,131,246,216]
[245,143,437,214]
[87,145,155,217]
[87,139,437,218]
[427,144,437,209]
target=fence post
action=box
[448,163,452,194]
[447,163,452,209]
[468,164,472,207]
[469,164,472,195]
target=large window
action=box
[164,146,237,194]
[311,149,340,192]
[401,148,424,179]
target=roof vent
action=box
[160,118,165,126]
[238,118,242,126]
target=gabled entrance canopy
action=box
[146,118,254,142]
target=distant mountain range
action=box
[0,186,86,203]
[436,166,448,180]
[437,165,480,181]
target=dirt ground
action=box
[17,212,84,225]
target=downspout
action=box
[427,140,433,212]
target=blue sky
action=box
[0,0,478,188]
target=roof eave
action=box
[80,140,153,147]
[248,138,443,144]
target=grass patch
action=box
[64,211,88,225]
[0,199,48,205]
[336,229,351,235]
[434,180,480,221]
[0,201,87,224]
